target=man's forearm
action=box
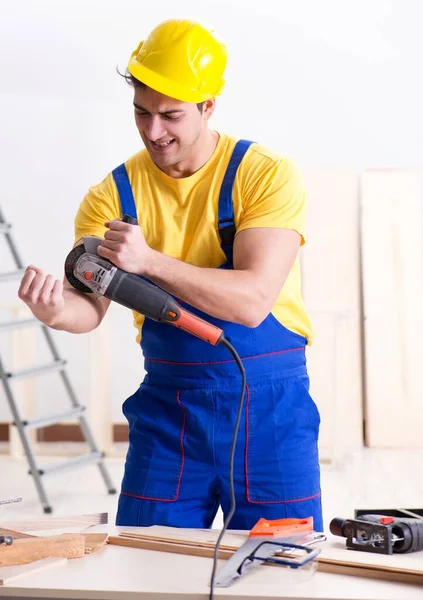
[144,251,269,327]
[48,289,109,333]
[97,223,300,328]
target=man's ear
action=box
[203,98,216,120]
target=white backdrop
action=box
[0,0,422,425]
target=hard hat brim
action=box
[128,59,224,104]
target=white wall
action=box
[1,0,422,425]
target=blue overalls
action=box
[113,140,323,532]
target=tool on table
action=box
[330,510,423,555]
[214,517,324,588]
[65,215,224,346]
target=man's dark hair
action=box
[120,69,205,113]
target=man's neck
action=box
[164,130,219,179]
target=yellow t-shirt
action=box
[74,132,314,344]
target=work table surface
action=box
[0,525,422,600]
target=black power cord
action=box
[209,336,246,600]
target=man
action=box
[18,19,323,531]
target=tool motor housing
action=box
[70,250,179,323]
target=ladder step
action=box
[0,269,25,282]
[31,452,103,478]
[0,318,41,333]
[8,360,67,381]
[21,407,86,431]
[0,222,12,233]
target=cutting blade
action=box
[214,531,324,588]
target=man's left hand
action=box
[97,219,152,274]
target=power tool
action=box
[64,215,224,346]
[330,511,423,555]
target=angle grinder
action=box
[64,215,224,346]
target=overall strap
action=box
[218,139,254,265]
[112,163,137,220]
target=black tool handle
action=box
[105,270,223,346]
[329,518,346,537]
[122,214,139,225]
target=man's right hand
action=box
[18,265,66,327]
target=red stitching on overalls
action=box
[244,384,321,505]
[144,347,304,366]
[121,389,186,502]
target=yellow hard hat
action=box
[128,19,227,103]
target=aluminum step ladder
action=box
[0,206,116,513]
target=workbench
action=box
[0,526,422,600]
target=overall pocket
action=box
[120,384,186,501]
[245,375,321,504]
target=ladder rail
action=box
[0,355,51,508]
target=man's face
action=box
[133,86,213,172]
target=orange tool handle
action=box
[249,517,314,538]
[172,307,224,346]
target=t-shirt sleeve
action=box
[74,173,121,244]
[237,157,308,245]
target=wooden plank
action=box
[0,557,66,585]
[319,547,423,577]
[303,311,341,461]
[82,533,108,554]
[118,525,246,548]
[119,531,237,550]
[301,169,363,461]
[0,528,35,540]
[109,536,234,560]
[108,525,423,585]
[317,561,423,586]
[0,528,109,577]
[0,511,107,532]
[88,318,113,454]
[360,169,423,447]
[0,534,85,566]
